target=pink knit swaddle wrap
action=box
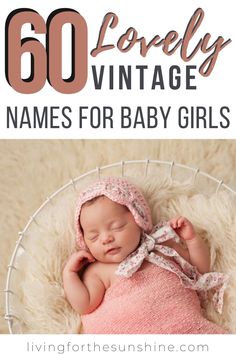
[82,263,228,334]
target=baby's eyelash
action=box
[112,224,125,230]
[87,234,99,241]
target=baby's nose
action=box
[101,232,114,244]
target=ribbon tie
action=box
[116,223,229,314]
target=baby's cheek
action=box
[90,246,101,258]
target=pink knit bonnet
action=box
[75,176,153,249]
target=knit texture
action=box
[82,263,228,334]
[75,176,153,249]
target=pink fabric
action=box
[82,263,228,334]
[116,223,229,314]
[75,177,153,249]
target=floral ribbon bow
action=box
[116,223,229,314]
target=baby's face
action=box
[80,196,141,263]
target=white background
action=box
[0,0,235,138]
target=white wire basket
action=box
[4,159,236,333]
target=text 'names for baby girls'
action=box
[6,105,230,130]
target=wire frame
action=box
[4,159,236,333]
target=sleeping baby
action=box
[63,176,229,334]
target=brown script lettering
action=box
[91,8,231,77]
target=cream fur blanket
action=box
[0,140,236,334]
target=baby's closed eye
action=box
[111,223,126,231]
[86,233,99,242]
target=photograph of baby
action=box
[64,177,228,334]
[0,139,236,334]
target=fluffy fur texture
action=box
[0,140,236,333]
